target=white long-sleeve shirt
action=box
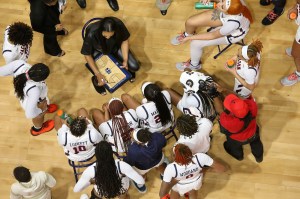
[74,160,145,195]
[10,171,56,199]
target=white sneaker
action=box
[286,47,292,57]
[280,72,300,86]
[176,59,201,71]
[80,194,89,199]
[170,33,185,45]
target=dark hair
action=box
[98,17,122,54]
[13,63,50,100]
[13,166,31,183]
[109,100,131,153]
[176,114,198,138]
[136,129,152,143]
[8,22,33,46]
[144,84,172,126]
[70,117,87,137]
[94,141,125,198]
[42,0,57,4]
[196,90,216,121]
[174,144,193,166]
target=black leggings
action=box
[272,0,286,9]
[43,30,65,56]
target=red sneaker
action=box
[47,104,58,113]
[30,120,55,136]
[162,194,170,199]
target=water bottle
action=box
[57,109,73,125]
[226,59,236,69]
[195,2,217,9]
[289,12,297,20]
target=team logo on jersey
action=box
[179,71,210,94]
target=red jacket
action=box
[220,98,258,141]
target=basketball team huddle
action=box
[3,0,300,199]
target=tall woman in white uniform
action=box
[74,141,145,199]
[171,0,253,71]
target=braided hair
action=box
[13,63,50,100]
[109,99,131,153]
[176,114,198,138]
[246,39,263,67]
[174,143,193,166]
[144,84,172,126]
[94,141,125,198]
[70,117,87,137]
[8,22,33,46]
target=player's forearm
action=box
[234,73,255,91]
[84,55,100,75]
[121,40,129,62]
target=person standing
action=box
[281,0,300,86]
[260,0,286,25]
[2,22,33,64]
[219,94,264,162]
[29,0,68,57]
[10,166,56,199]
[76,0,119,11]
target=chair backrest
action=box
[68,157,97,182]
[162,123,178,141]
[82,17,103,39]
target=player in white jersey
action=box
[10,166,56,199]
[225,39,263,98]
[281,1,300,86]
[159,144,226,199]
[74,141,146,199]
[55,108,103,162]
[166,71,223,121]
[175,113,212,154]
[2,22,33,64]
[170,0,253,71]
[91,98,138,155]
[122,82,174,133]
[8,62,57,136]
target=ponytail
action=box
[13,73,27,100]
[247,39,263,67]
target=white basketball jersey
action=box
[234,56,260,98]
[176,118,212,154]
[99,109,138,153]
[136,90,174,133]
[57,124,103,162]
[163,153,213,184]
[177,92,204,115]
[2,26,30,64]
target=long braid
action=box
[109,100,131,153]
[94,141,125,198]
[196,90,217,121]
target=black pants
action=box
[224,127,264,160]
[273,0,286,10]
[43,30,65,56]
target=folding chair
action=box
[162,124,178,141]
[68,156,96,182]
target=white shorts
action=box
[296,26,300,44]
[172,174,203,196]
[133,153,165,175]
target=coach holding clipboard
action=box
[81,17,140,96]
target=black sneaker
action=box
[132,180,147,193]
[262,9,284,25]
[260,0,272,6]
[255,156,263,163]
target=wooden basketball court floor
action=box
[0,0,299,198]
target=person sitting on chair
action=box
[225,39,263,99]
[2,22,33,64]
[91,98,139,155]
[121,82,174,133]
[81,17,140,95]
[170,0,253,71]
[55,108,103,162]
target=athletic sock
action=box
[32,126,42,131]
[184,32,192,37]
[295,71,300,77]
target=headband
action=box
[226,0,231,9]
[141,82,153,95]
[241,45,249,60]
[132,128,142,143]
[108,97,122,105]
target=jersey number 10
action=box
[73,146,87,154]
